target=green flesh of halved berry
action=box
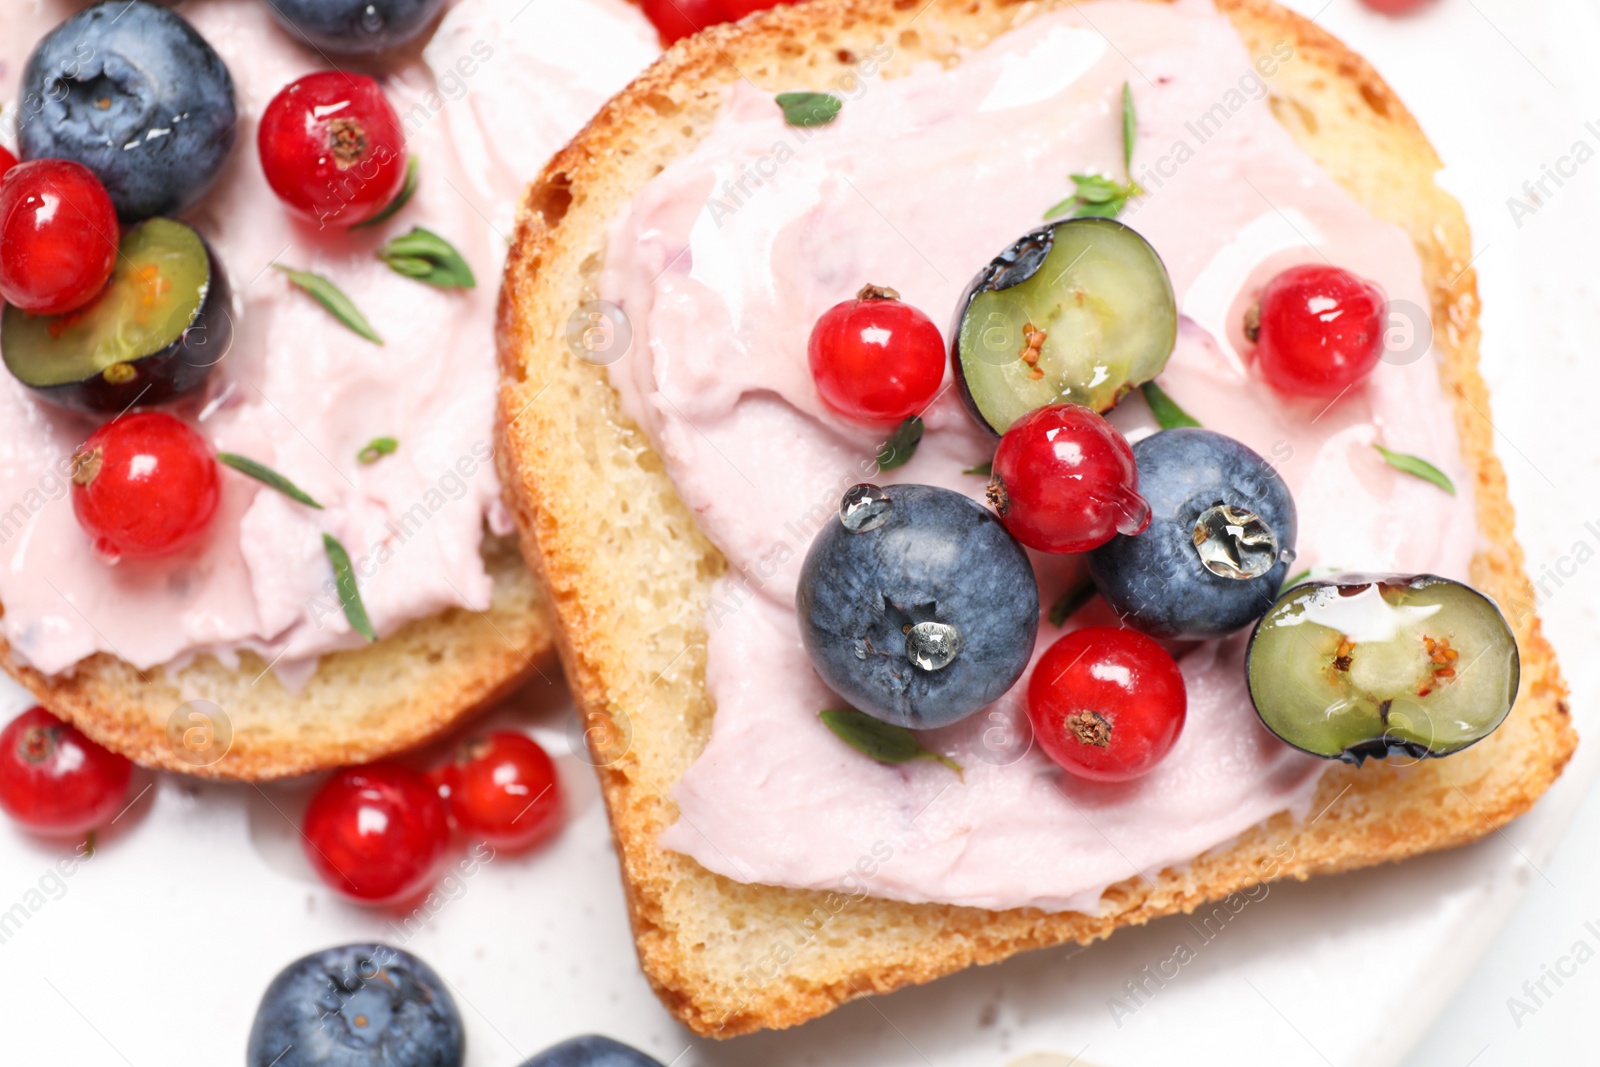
[1247,573,1519,762]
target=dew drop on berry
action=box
[840,483,891,533]
[1191,504,1279,580]
[906,621,962,671]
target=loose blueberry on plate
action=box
[0,159,119,316]
[953,217,1177,434]
[1028,627,1186,782]
[1247,573,1518,762]
[259,72,408,229]
[435,731,563,851]
[247,943,464,1067]
[518,1036,665,1067]
[266,0,450,55]
[0,706,132,836]
[809,284,945,423]
[3,218,232,414]
[18,1,237,220]
[1247,264,1387,398]
[1087,428,1296,639]
[797,483,1039,729]
[71,412,220,562]
[302,763,451,906]
[988,403,1149,554]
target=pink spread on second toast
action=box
[0,0,657,681]
[601,0,1477,910]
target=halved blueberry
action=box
[18,1,237,220]
[1087,429,1296,639]
[797,483,1039,729]
[952,217,1177,434]
[268,0,450,55]
[246,943,464,1067]
[1248,573,1518,762]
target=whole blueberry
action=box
[519,1036,665,1067]
[266,0,450,55]
[798,483,1039,729]
[18,1,236,220]
[1087,428,1297,639]
[247,944,464,1067]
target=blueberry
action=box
[247,944,464,1067]
[1087,428,1297,639]
[17,1,236,221]
[518,1036,665,1067]
[798,483,1039,729]
[266,0,450,55]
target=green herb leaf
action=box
[775,91,842,127]
[963,461,993,476]
[323,533,377,642]
[876,415,924,471]
[378,227,476,289]
[1048,579,1097,627]
[352,155,419,230]
[1140,380,1201,430]
[217,453,323,509]
[275,265,383,344]
[1280,568,1312,593]
[819,708,963,777]
[1122,81,1136,173]
[1374,444,1456,495]
[1043,173,1143,221]
[358,437,399,465]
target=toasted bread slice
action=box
[0,535,551,780]
[496,0,1577,1037]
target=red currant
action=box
[0,707,132,836]
[1028,626,1186,782]
[1251,264,1387,398]
[302,763,450,905]
[1360,0,1435,13]
[70,412,220,562]
[0,159,119,316]
[640,0,728,43]
[809,284,945,423]
[0,145,18,179]
[435,731,562,851]
[258,72,407,228]
[987,404,1150,554]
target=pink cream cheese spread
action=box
[602,0,1479,911]
[0,0,657,683]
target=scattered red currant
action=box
[988,404,1150,554]
[0,707,132,836]
[71,412,220,562]
[640,0,727,43]
[0,145,18,179]
[302,763,450,905]
[435,731,562,851]
[1028,626,1187,782]
[1250,264,1387,398]
[809,284,945,423]
[0,159,119,316]
[258,72,407,228]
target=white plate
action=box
[2,1,1596,1065]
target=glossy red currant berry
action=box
[809,285,946,423]
[0,707,132,835]
[302,763,450,905]
[1250,264,1387,398]
[1028,626,1186,782]
[70,412,220,562]
[0,145,18,179]
[258,72,407,228]
[436,731,562,851]
[0,159,119,315]
[988,404,1150,554]
[640,0,728,44]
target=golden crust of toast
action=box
[496,0,1576,1036]
[0,536,552,780]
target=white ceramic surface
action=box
[1,1,1596,1065]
